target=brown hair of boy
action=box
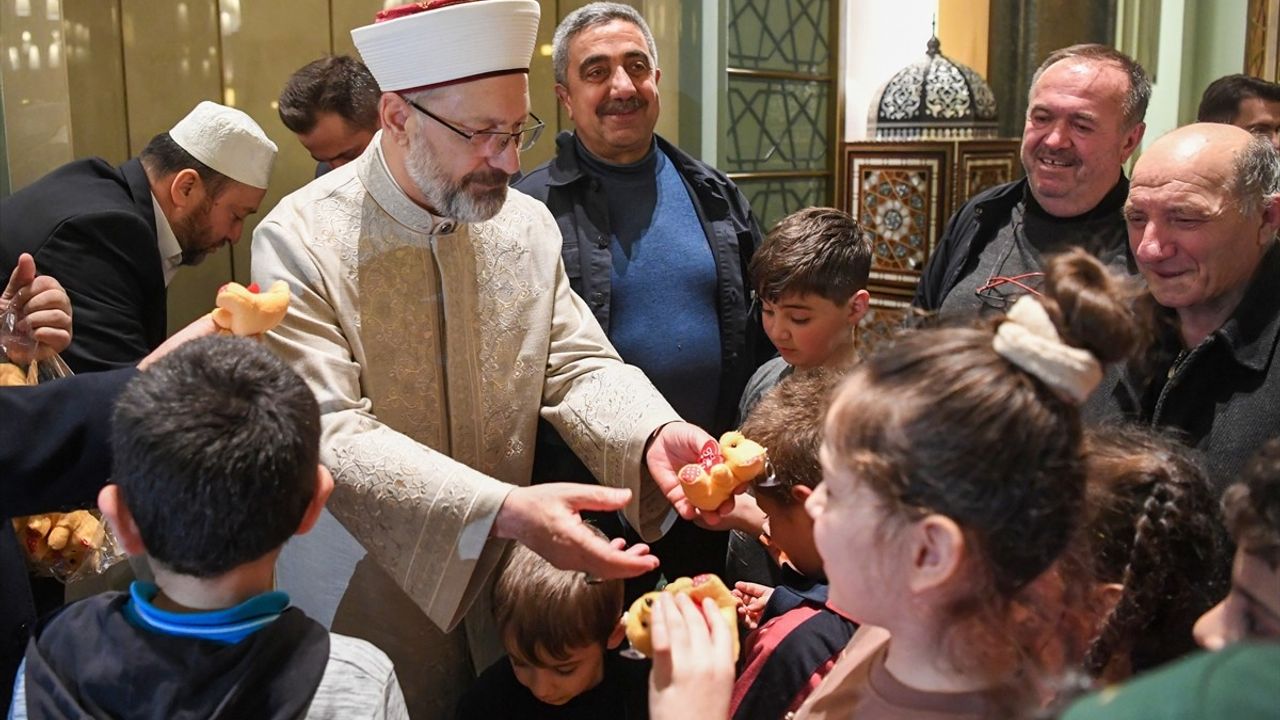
[750,207,872,305]
[1224,437,1280,567]
[824,248,1138,706]
[1078,426,1229,677]
[493,540,624,663]
[741,368,840,506]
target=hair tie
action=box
[992,296,1102,405]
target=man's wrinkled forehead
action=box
[1032,58,1128,104]
[570,19,652,63]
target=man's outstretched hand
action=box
[493,483,658,580]
[645,421,737,524]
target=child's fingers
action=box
[669,592,704,648]
[649,593,676,655]
[702,597,734,661]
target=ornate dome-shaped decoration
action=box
[868,35,999,140]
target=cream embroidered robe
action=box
[251,138,680,635]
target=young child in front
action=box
[729,370,858,719]
[8,336,407,719]
[647,249,1139,720]
[456,540,648,719]
[794,248,1138,719]
[738,206,872,421]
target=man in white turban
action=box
[253,2,722,715]
[0,101,277,373]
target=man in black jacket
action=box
[0,101,276,373]
[914,44,1148,319]
[1087,124,1280,493]
[513,2,765,588]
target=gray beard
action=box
[405,135,507,223]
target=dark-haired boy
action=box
[456,540,648,719]
[8,336,407,719]
[726,207,871,591]
[730,371,858,720]
[738,207,871,420]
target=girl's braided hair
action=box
[1079,426,1230,677]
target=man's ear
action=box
[1119,121,1146,162]
[906,514,965,595]
[654,67,661,85]
[607,616,627,649]
[296,464,335,536]
[378,92,412,147]
[846,289,871,327]
[167,169,202,212]
[1257,193,1280,244]
[98,484,147,556]
[554,84,574,121]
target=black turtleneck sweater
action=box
[937,177,1131,321]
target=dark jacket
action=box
[514,131,766,433]
[17,592,329,720]
[913,176,1131,311]
[1086,243,1280,494]
[0,157,165,373]
[1,367,138,712]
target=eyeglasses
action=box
[403,97,544,154]
[974,271,1044,310]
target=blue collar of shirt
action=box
[123,581,291,644]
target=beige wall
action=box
[938,0,989,77]
[1,0,75,190]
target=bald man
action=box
[1087,123,1280,491]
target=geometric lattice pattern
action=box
[859,169,930,274]
[724,77,828,173]
[727,0,830,73]
[842,141,1020,296]
[735,176,828,231]
[724,0,835,225]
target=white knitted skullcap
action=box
[352,0,540,93]
[169,101,277,190]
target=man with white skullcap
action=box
[0,101,277,373]
[252,2,722,715]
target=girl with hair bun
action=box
[793,248,1139,720]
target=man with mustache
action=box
[514,2,765,590]
[0,101,276,373]
[914,44,1148,319]
[252,2,720,716]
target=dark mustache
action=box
[463,169,510,186]
[597,98,645,115]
